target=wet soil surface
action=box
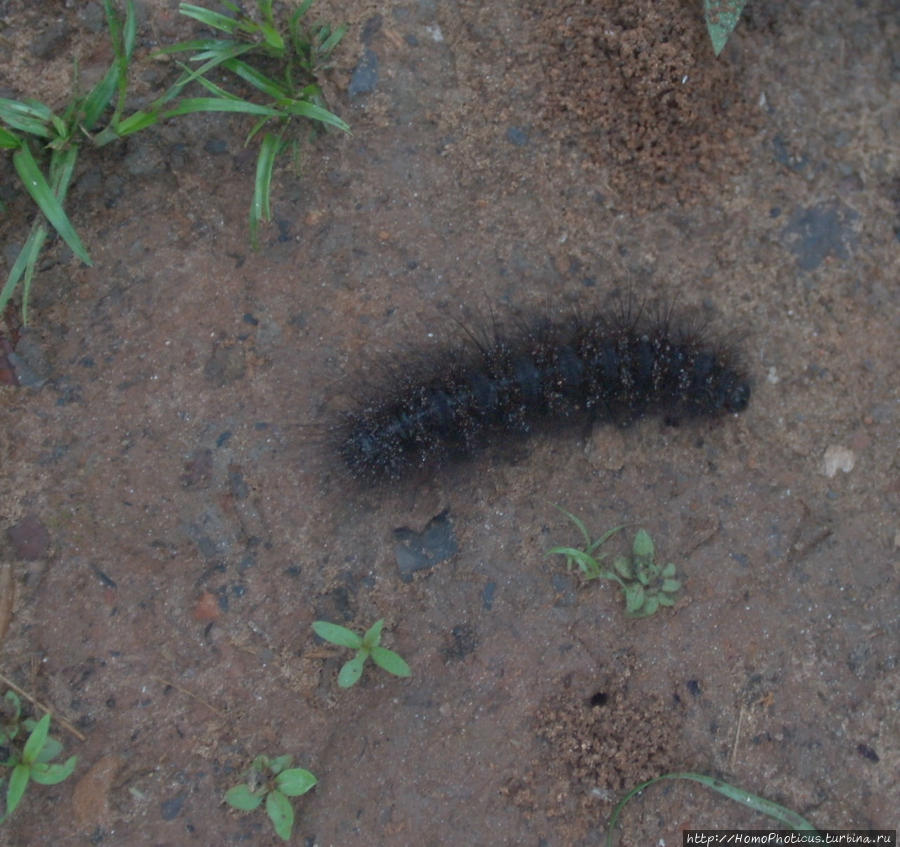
[1,1,898,844]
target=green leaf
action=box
[225,783,263,811]
[657,594,675,607]
[278,99,349,132]
[639,595,659,617]
[22,714,51,765]
[4,691,22,720]
[606,771,819,847]
[221,58,288,99]
[552,505,591,547]
[371,647,411,678]
[29,756,77,786]
[178,3,243,35]
[6,763,30,816]
[662,579,681,593]
[0,222,48,320]
[35,736,63,763]
[0,126,21,148]
[275,768,317,797]
[337,653,366,688]
[318,23,348,56]
[249,130,282,248]
[79,65,118,130]
[312,621,363,649]
[661,562,677,578]
[612,555,632,580]
[0,98,54,137]
[160,98,282,119]
[269,754,293,775]
[266,789,294,841]
[12,145,91,265]
[632,529,654,561]
[704,0,748,57]
[363,619,384,648]
[623,583,644,614]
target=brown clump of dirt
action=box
[505,661,684,842]
[531,0,758,208]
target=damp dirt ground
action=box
[0,1,898,844]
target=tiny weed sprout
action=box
[606,771,819,847]
[312,619,412,688]
[547,508,681,618]
[0,692,77,825]
[225,754,316,842]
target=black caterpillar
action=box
[338,306,750,481]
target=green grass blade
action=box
[0,126,21,148]
[0,222,48,320]
[552,505,592,547]
[606,772,819,847]
[279,99,349,131]
[122,0,137,59]
[80,64,119,130]
[318,23,348,56]
[221,58,289,99]
[161,98,281,119]
[178,3,243,35]
[13,144,91,265]
[250,131,281,248]
[0,98,54,137]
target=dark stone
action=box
[505,126,529,147]
[482,580,497,610]
[781,201,859,271]
[204,342,246,386]
[443,624,478,661]
[393,510,457,581]
[160,794,185,821]
[181,448,213,489]
[203,138,229,155]
[29,20,70,59]
[856,742,879,762]
[349,49,379,97]
[7,513,51,559]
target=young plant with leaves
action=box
[312,619,412,688]
[225,754,316,841]
[547,508,682,618]
[161,0,350,245]
[0,692,77,824]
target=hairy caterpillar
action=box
[337,304,750,481]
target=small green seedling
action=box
[225,754,316,842]
[312,619,411,688]
[606,771,819,847]
[547,508,681,618]
[0,692,77,824]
